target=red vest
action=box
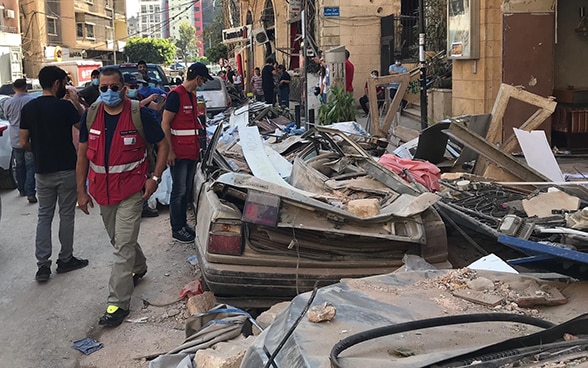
[170,85,202,160]
[87,100,149,206]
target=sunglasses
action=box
[99,84,122,92]
[127,85,138,90]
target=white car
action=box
[196,76,231,117]
[0,95,16,189]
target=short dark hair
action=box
[345,49,350,59]
[13,78,27,90]
[277,64,285,71]
[91,69,100,77]
[99,67,124,85]
[138,60,147,66]
[370,70,379,76]
[39,66,67,90]
[265,56,275,64]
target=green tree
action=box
[204,11,227,62]
[124,37,176,65]
[176,22,198,63]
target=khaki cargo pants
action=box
[99,191,147,310]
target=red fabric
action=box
[345,60,354,92]
[170,85,203,160]
[378,154,441,192]
[87,100,149,206]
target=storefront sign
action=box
[289,0,302,19]
[324,7,340,17]
[222,26,251,44]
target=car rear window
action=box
[118,66,165,84]
[197,78,222,92]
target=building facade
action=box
[20,0,127,82]
[162,0,205,57]
[137,0,163,38]
[0,0,22,85]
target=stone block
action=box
[347,198,381,218]
[186,291,217,316]
[253,301,290,335]
[194,335,256,368]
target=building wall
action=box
[0,0,22,84]
[555,0,588,90]
[451,0,503,116]
[138,0,163,38]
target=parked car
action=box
[196,76,231,117]
[0,95,17,189]
[192,122,448,307]
[169,62,186,71]
[107,63,171,91]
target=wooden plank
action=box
[367,74,410,137]
[453,290,504,307]
[445,121,549,183]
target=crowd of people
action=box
[7,60,213,328]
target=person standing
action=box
[345,49,354,93]
[19,66,88,282]
[388,55,408,99]
[76,67,169,327]
[277,65,291,107]
[225,65,236,84]
[5,78,36,203]
[161,62,212,243]
[359,70,385,116]
[251,67,264,101]
[79,69,101,106]
[261,57,275,105]
[137,60,148,78]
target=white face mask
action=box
[395,61,401,66]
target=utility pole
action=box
[112,8,117,65]
[418,0,428,130]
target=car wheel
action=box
[0,151,18,190]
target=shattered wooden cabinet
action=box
[552,88,588,149]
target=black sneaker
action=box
[27,195,38,204]
[99,305,129,327]
[132,270,147,286]
[172,228,195,243]
[183,225,195,236]
[141,207,159,218]
[56,256,89,274]
[35,265,51,282]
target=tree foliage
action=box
[203,10,227,62]
[124,37,176,65]
[176,23,199,62]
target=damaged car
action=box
[193,108,449,306]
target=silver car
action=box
[196,76,231,117]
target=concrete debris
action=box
[307,302,337,323]
[466,277,494,291]
[186,292,217,316]
[254,301,290,335]
[522,190,580,218]
[452,290,504,307]
[193,335,256,368]
[346,198,381,218]
[567,207,588,229]
[514,283,567,308]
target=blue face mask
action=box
[100,89,123,107]
[126,89,138,98]
[92,78,99,86]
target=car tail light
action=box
[242,190,280,226]
[0,125,6,136]
[207,221,243,255]
[227,97,232,107]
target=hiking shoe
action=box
[132,270,147,286]
[98,305,129,327]
[35,265,51,282]
[183,225,195,236]
[172,228,195,243]
[56,256,89,274]
[141,207,159,218]
[27,195,37,204]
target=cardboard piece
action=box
[522,190,581,218]
[514,128,564,182]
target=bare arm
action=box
[161,109,177,166]
[76,142,94,214]
[19,129,31,151]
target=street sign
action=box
[324,7,340,17]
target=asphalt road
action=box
[0,188,193,367]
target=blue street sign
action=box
[324,7,340,17]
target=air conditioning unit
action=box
[252,28,269,45]
[4,9,15,19]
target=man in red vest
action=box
[76,67,169,327]
[162,62,212,243]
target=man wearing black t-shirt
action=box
[20,66,88,283]
[262,57,276,105]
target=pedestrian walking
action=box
[79,69,100,107]
[76,67,169,327]
[262,57,275,105]
[19,66,88,282]
[161,62,211,243]
[5,78,36,203]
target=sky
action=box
[126,0,139,18]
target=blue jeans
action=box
[13,148,35,196]
[169,159,196,232]
[35,170,77,267]
[279,89,290,107]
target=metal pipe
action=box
[418,0,428,129]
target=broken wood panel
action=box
[445,122,549,183]
[368,74,410,137]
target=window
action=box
[106,26,113,40]
[76,23,84,38]
[195,6,200,11]
[47,17,58,36]
[141,5,146,12]
[85,23,95,39]
[196,27,201,31]
[142,15,147,23]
